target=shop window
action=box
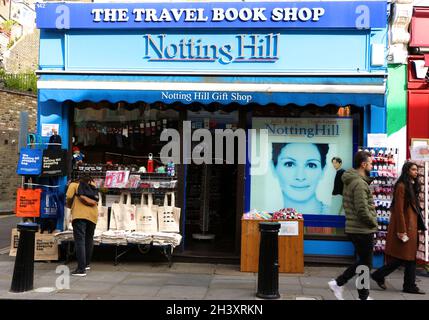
[249,104,359,238]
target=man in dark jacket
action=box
[328,151,378,300]
[331,157,345,214]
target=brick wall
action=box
[0,89,37,212]
[3,29,39,73]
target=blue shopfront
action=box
[36,1,388,263]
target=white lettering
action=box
[133,8,144,22]
[117,9,129,22]
[225,8,239,21]
[145,9,158,22]
[212,8,225,21]
[252,8,267,21]
[313,8,325,21]
[159,8,173,22]
[185,8,198,22]
[170,8,186,21]
[91,9,103,22]
[271,8,283,22]
[298,8,312,21]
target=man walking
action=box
[328,151,378,300]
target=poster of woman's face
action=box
[272,143,329,213]
[250,117,353,215]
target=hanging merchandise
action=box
[17,148,43,176]
[96,193,108,233]
[104,170,130,188]
[136,193,159,233]
[40,188,61,219]
[63,207,73,231]
[167,162,176,177]
[362,147,399,255]
[158,192,181,233]
[41,148,67,177]
[415,161,429,263]
[147,153,154,173]
[15,188,42,217]
[111,193,137,231]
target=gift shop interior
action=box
[70,100,241,260]
[68,99,370,262]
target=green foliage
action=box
[0,70,37,93]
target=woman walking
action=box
[66,175,99,277]
[371,161,426,294]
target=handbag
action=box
[15,188,42,218]
[96,193,109,232]
[111,193,136,231]
[158,192,181,233]
[136,193,158,233]
[40,188,61,219]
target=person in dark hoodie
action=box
[328,150,378,300]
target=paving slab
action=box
[86,294,158,300]
[109,284,162,297]
[214,264,245,276]
[205,288,256,300]
[61,280,115,294]
[279,284,304,295]
[299,277,334,288]
[169,263,215,275]
[209,279,256,290]
[165,274,212,287]
[121,275,171,287]
[81,271,130,283]
[278,277,301,285]
[157,285,208,299]
[305,287,355,301]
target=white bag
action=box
[136,193,158,233]
[158,193,181,233]
[111,193,136,231]
[96,193,108,233]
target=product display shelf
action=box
[361,147,399,257]
[415,161,429,264]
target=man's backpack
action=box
[77,182,99,207]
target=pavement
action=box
[1,252,429,301]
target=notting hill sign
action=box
[36,1,387,29]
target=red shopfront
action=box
[407,7,429,153]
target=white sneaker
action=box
[328,279,344,300]
[366,297,374,300]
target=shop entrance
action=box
[183,109,240,258]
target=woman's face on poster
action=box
[274,143,323,202]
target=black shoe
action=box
[371,274,387,290]
[71,269,87,277]
[403,287,425,295]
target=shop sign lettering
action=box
[144,34,278,64]
[91,7,325,23]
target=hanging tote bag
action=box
[110,193,125,230]
[15,188,42,218]
[96,193,109,233]
[111,193,136,231]
[40,188,60,219]
[63,207,73,231]
[136,193,158,233]
[158,192,181,233]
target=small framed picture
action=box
[411,138,429,148]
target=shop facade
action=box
[407,4,429,153]
[36,1,388,262]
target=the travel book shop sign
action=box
[36,1,386,29]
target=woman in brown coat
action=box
[371,161,426,294]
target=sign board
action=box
[279,221,299,236]
[41,149,67,177]
[16,148,43,175]
[367,133,387,148]
[36,1,387,29]
[41,124,59,137]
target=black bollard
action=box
[10,222,39,293]
[256,222,280,299]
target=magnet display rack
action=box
[414,161,429,263]
[361,147,399,255]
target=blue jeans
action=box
[72,219,96,271]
